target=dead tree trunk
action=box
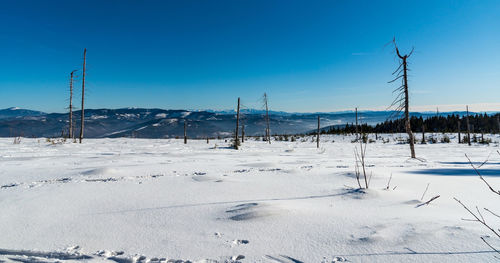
[79,48,86,144]
[263,93,271,144]
[421,124,425,144]
[235,97,240,149]
[497,115,500,134]
[391,39,416,158]
[184,121,187,144]
[402,53,415,157]
[317,115,320,148]
[69,70,77,139]
[355,107,359,141]
[241,124,245,143]
[466,105,471,146]
[458,120,461,143]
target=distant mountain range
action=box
[0,107,488,138]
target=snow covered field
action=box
[1,134,499,262]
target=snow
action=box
[90,115,108,120]
[0,134,499,262]
[117,113,139,119]
[155,113,167,118]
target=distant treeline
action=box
[324,113,500,134]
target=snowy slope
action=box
[0,134,499,262]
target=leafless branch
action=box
[416,195,440,208]
[481,237,500,255]
[484,208,500,219]
[465,154,500,196]
[454,198,500,239]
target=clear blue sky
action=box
[0,0,499,113]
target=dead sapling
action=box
[454,153,500,255]
[354,134,370,189]
[465,153,500,196]
[454,198,500,255]
[421,183,430,201]
[385,173,396,190]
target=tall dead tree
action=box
[241,123,245,143]
[79,48,87,144]
[263,93,271,144]
[235,97,240,149]
[355,107,359,140]
[68,70,77,139]
[390,39,416,158]
[421,124,425,144]
[466,105,471,146]
[458,120,461,143]
[184,121,187,144]
[497,115,500,134]
[317,115,320,148]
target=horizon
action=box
[1,1,499,112]
[3,101,499,114]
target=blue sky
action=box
[0,0,499,113]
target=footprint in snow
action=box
[264,255,304,263]
[232,239,249,245]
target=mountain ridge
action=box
[0,107,494,138]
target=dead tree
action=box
[79,48,87,144]
[68,70,77,139]
[497,116,500,134]
[317,115,320,148]
[390,39,416,158]
[421,124,425,144]
[466,105,471,146]
[184,121,187,144]
[263,93,271,144]
[354,136,369,189]
[458,120,461,143]
[241,123,245,143]
[355,107,359,140]
[234,97,240,149]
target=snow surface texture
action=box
[0,134,499,262]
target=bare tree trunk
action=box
[69,70,76,139]
[466,105,471,146]
[264,93,271,144]
[421,124,425,144]
[402,57,415,158]
[79,48,86,144]
[317,115,320,148]
[458,120,461,143]
[235,97,240,149]
[355,107,358,141]
[241,124,245,143]
[497,115,500,134]
[184,121,187,144]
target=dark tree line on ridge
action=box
[323,113,500,135]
